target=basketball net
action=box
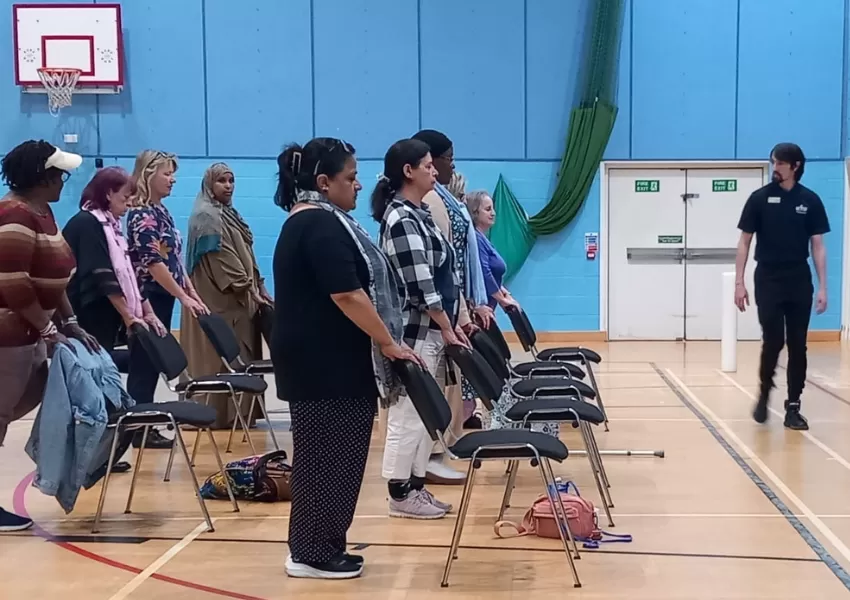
[37,68,81,117]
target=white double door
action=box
[608,167,765,341]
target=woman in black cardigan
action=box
[63,167,170,449]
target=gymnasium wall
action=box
[0,0,847,332]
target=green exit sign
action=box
[712,179,738,192]
[635,179,660,193]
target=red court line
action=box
[13,472,268,600]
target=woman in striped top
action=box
[0,140,99,533]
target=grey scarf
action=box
[297,190,406,407]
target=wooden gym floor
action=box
[4,341,850,598]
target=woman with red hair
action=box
[63,166,167,351]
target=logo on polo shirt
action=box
[796,204,808,215]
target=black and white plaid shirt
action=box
[379,196,459,347]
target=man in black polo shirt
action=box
[734,143,829,430]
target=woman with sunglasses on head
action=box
[272,137,420,579]
[0,140,99,532]
[126,150,209,450]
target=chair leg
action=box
[124,426,149,514]
[171,419,214,532]
[164,434,178,482]
[539,458,582,587]
[585,420,612,492]
[190,395,212,465]
[226,393,256,455]
[586,365,609,432]
[579,422,614,527]
[440,460,478,588]
[254,394,281,451]
[241,394,257,443]
[92,426,123,533]
[497,460,519,520]
[205,428,239,513]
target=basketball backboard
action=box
[13,3,124,92]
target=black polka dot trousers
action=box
[287,396,376,564]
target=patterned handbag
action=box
[200,450,292,502]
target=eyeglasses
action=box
[60,170,71,182]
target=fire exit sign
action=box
[635,180,660,193]
[712,179,738,192]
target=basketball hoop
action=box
[37,68,82,116]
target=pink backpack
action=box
[494,481,631,549]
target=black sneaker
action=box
[343,553,364,565]
[0,508,33,532]
[132,428,173,449]
[285,554,363,579]
[752,392,769,424]
[783,400,809,430]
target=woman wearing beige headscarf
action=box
[180,163,273,429]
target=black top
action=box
[63,210,124,309]
[737,182,830,268]
[271,208,377,403]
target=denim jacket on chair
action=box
[25,338,135,513]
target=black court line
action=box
[652,363,850,591]
[20,533,819,564]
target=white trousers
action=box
[382,329,446,480]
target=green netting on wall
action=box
[488,0,625,280]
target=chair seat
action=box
[512,377,596,400]
[450,429,568,461]
[242,359,274,374]
[513,361,585,379]
[176,373,268,395]
[505,397,605,425]
[112,401,217,428]
[537,347,602,364]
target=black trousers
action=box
[754,264,813,407]
[287,396,376,563]
[127,292,175,404]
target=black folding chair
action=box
[92,400,238,534]
[449,338,614,527]
[130,324,267,472]
[392,357,582,589]
[505,306,609,430]
[196,313,280,453]
[483,317,587,381]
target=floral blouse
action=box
[127,203,186,298]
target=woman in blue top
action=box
[466,191,520,312]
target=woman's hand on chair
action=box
[61,322,101,354]
[43,331,72,358]
[143,314,168,337]
[182,295,210,317]
[473,304,494,329]
[380,340,425,367]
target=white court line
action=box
[716,369,850,472]
[666,369,850,566]
[107,520,210,600]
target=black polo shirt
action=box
[737,181,830,268]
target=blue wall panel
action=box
[4,0,850,333]
[737,0,844,160]
[97,0,207,156]
[419,0,525,159]
[525,0,591,160]
[204,0,313,158]
[313,0,419,159]
[631,0,738,159]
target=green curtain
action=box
[487,0,625,280]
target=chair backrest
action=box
[445,344,503,411]
[197,314,241,364]
[470,329,510,382]
[131,324,188,381]
[506,306,536,351]
[392,359,452,442]
[484,318,512,361]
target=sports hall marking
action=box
[655,365,850,591]
[716,369,850,472]
[777,364,850,408]
[107,520,210,600]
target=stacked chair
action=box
[392,357,583,589]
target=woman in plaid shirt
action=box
[371,138,469,520]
